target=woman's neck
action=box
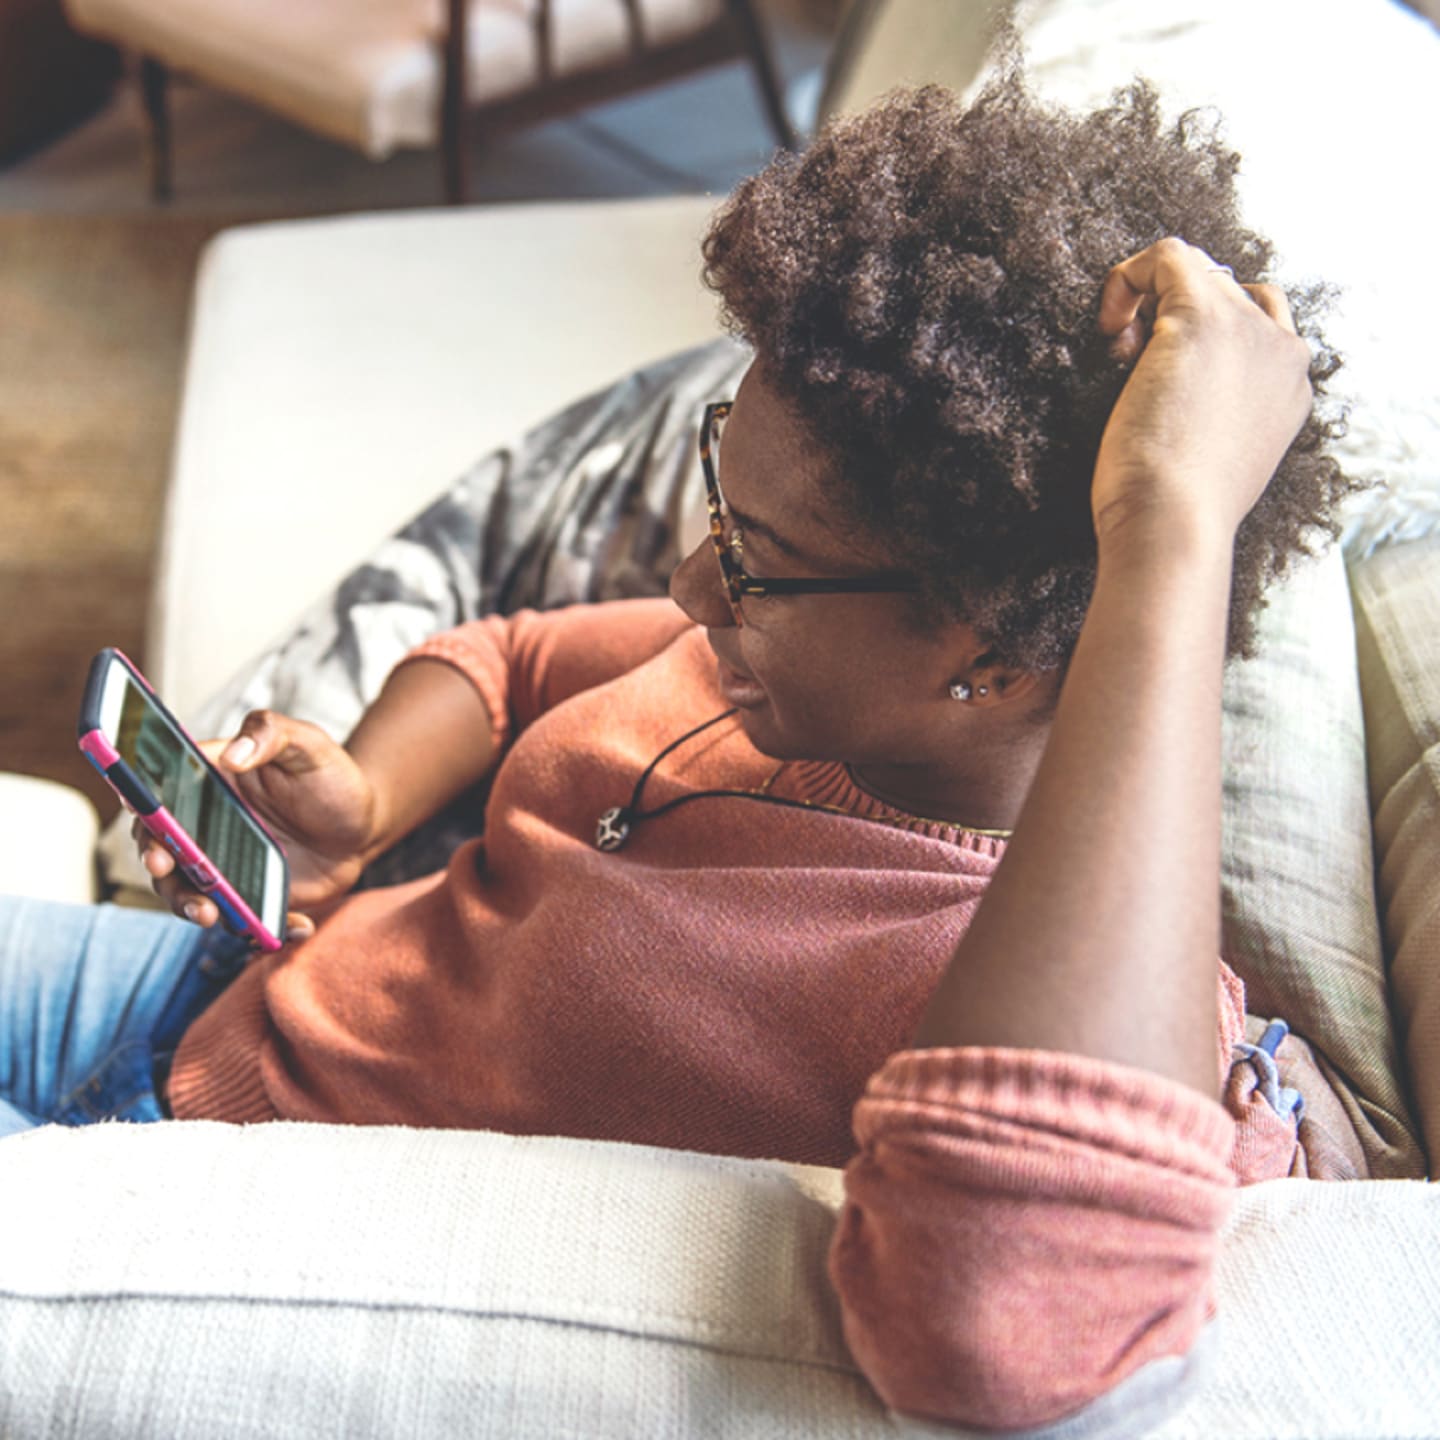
[846,735,1048,835]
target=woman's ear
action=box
[950,650,1046,708]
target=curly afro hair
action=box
[701,67,1361,672]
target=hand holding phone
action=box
[79,649,291,948]
[80,650,378,948]
[155,707,380,923]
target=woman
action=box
[1,73,1359,1431]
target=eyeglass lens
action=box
[707,409,746,621]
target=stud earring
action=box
[976,685,989,697]
[948,682,972,701]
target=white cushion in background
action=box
[0,775,99,904]
[1,1120,1437,1438]
[64,0,728,159]
[150,196,722,722]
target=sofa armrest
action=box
[0,774,99,905]
[2,1120,1437,1438]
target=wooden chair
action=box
[63,0,799,204]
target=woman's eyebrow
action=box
[724,498,809,560]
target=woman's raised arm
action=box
[825,240,1316,1434]
[911,236,1315,1096]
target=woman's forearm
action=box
[912,511,1234,1095]
[345,657,497,865]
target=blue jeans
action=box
[0,897,250,1140]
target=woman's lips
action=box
[715,659,768,708]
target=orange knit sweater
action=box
[169,597,1337,1431]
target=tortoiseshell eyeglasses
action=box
[699,401,921,627]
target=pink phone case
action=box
[78,650,287,951]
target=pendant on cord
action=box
[595,806,632,852]
[592,709,738,854]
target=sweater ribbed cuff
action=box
[861,1046,1236,1183]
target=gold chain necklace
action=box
[841,764,1015,837]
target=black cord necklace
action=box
[592,708,1014,852]
[595,708,743,851]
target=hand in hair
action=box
[1092,236,1314,549]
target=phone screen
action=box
[113,674,273,917]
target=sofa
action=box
[4,1,1439,1435]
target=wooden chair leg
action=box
[138,55,173,202]
[441,114,468,206]
[441,0,469,205]
[725,0,797,151]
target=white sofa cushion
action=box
[1,1120,1437,1438]
[64,0,729,159]
[1216,546,1423,1178]
[0,775,99,904]
[149,196,721,722]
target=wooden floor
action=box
[0,213,246,816]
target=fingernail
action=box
[286,921,314,943]
[224,736,256,767]
[183,901,203,923]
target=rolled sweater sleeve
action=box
[828,956,1368,1434]
[828,1045,1236,1435]
[827,961,1266,1434]
[398,597,693,755]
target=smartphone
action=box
[78,648,289,950]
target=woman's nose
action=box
[669,541,736,629]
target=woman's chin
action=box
[732,704,808,761]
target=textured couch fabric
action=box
[1350,536,1440,1171]
[1215,545,1424,1178]
[2,1122,1438,1440]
